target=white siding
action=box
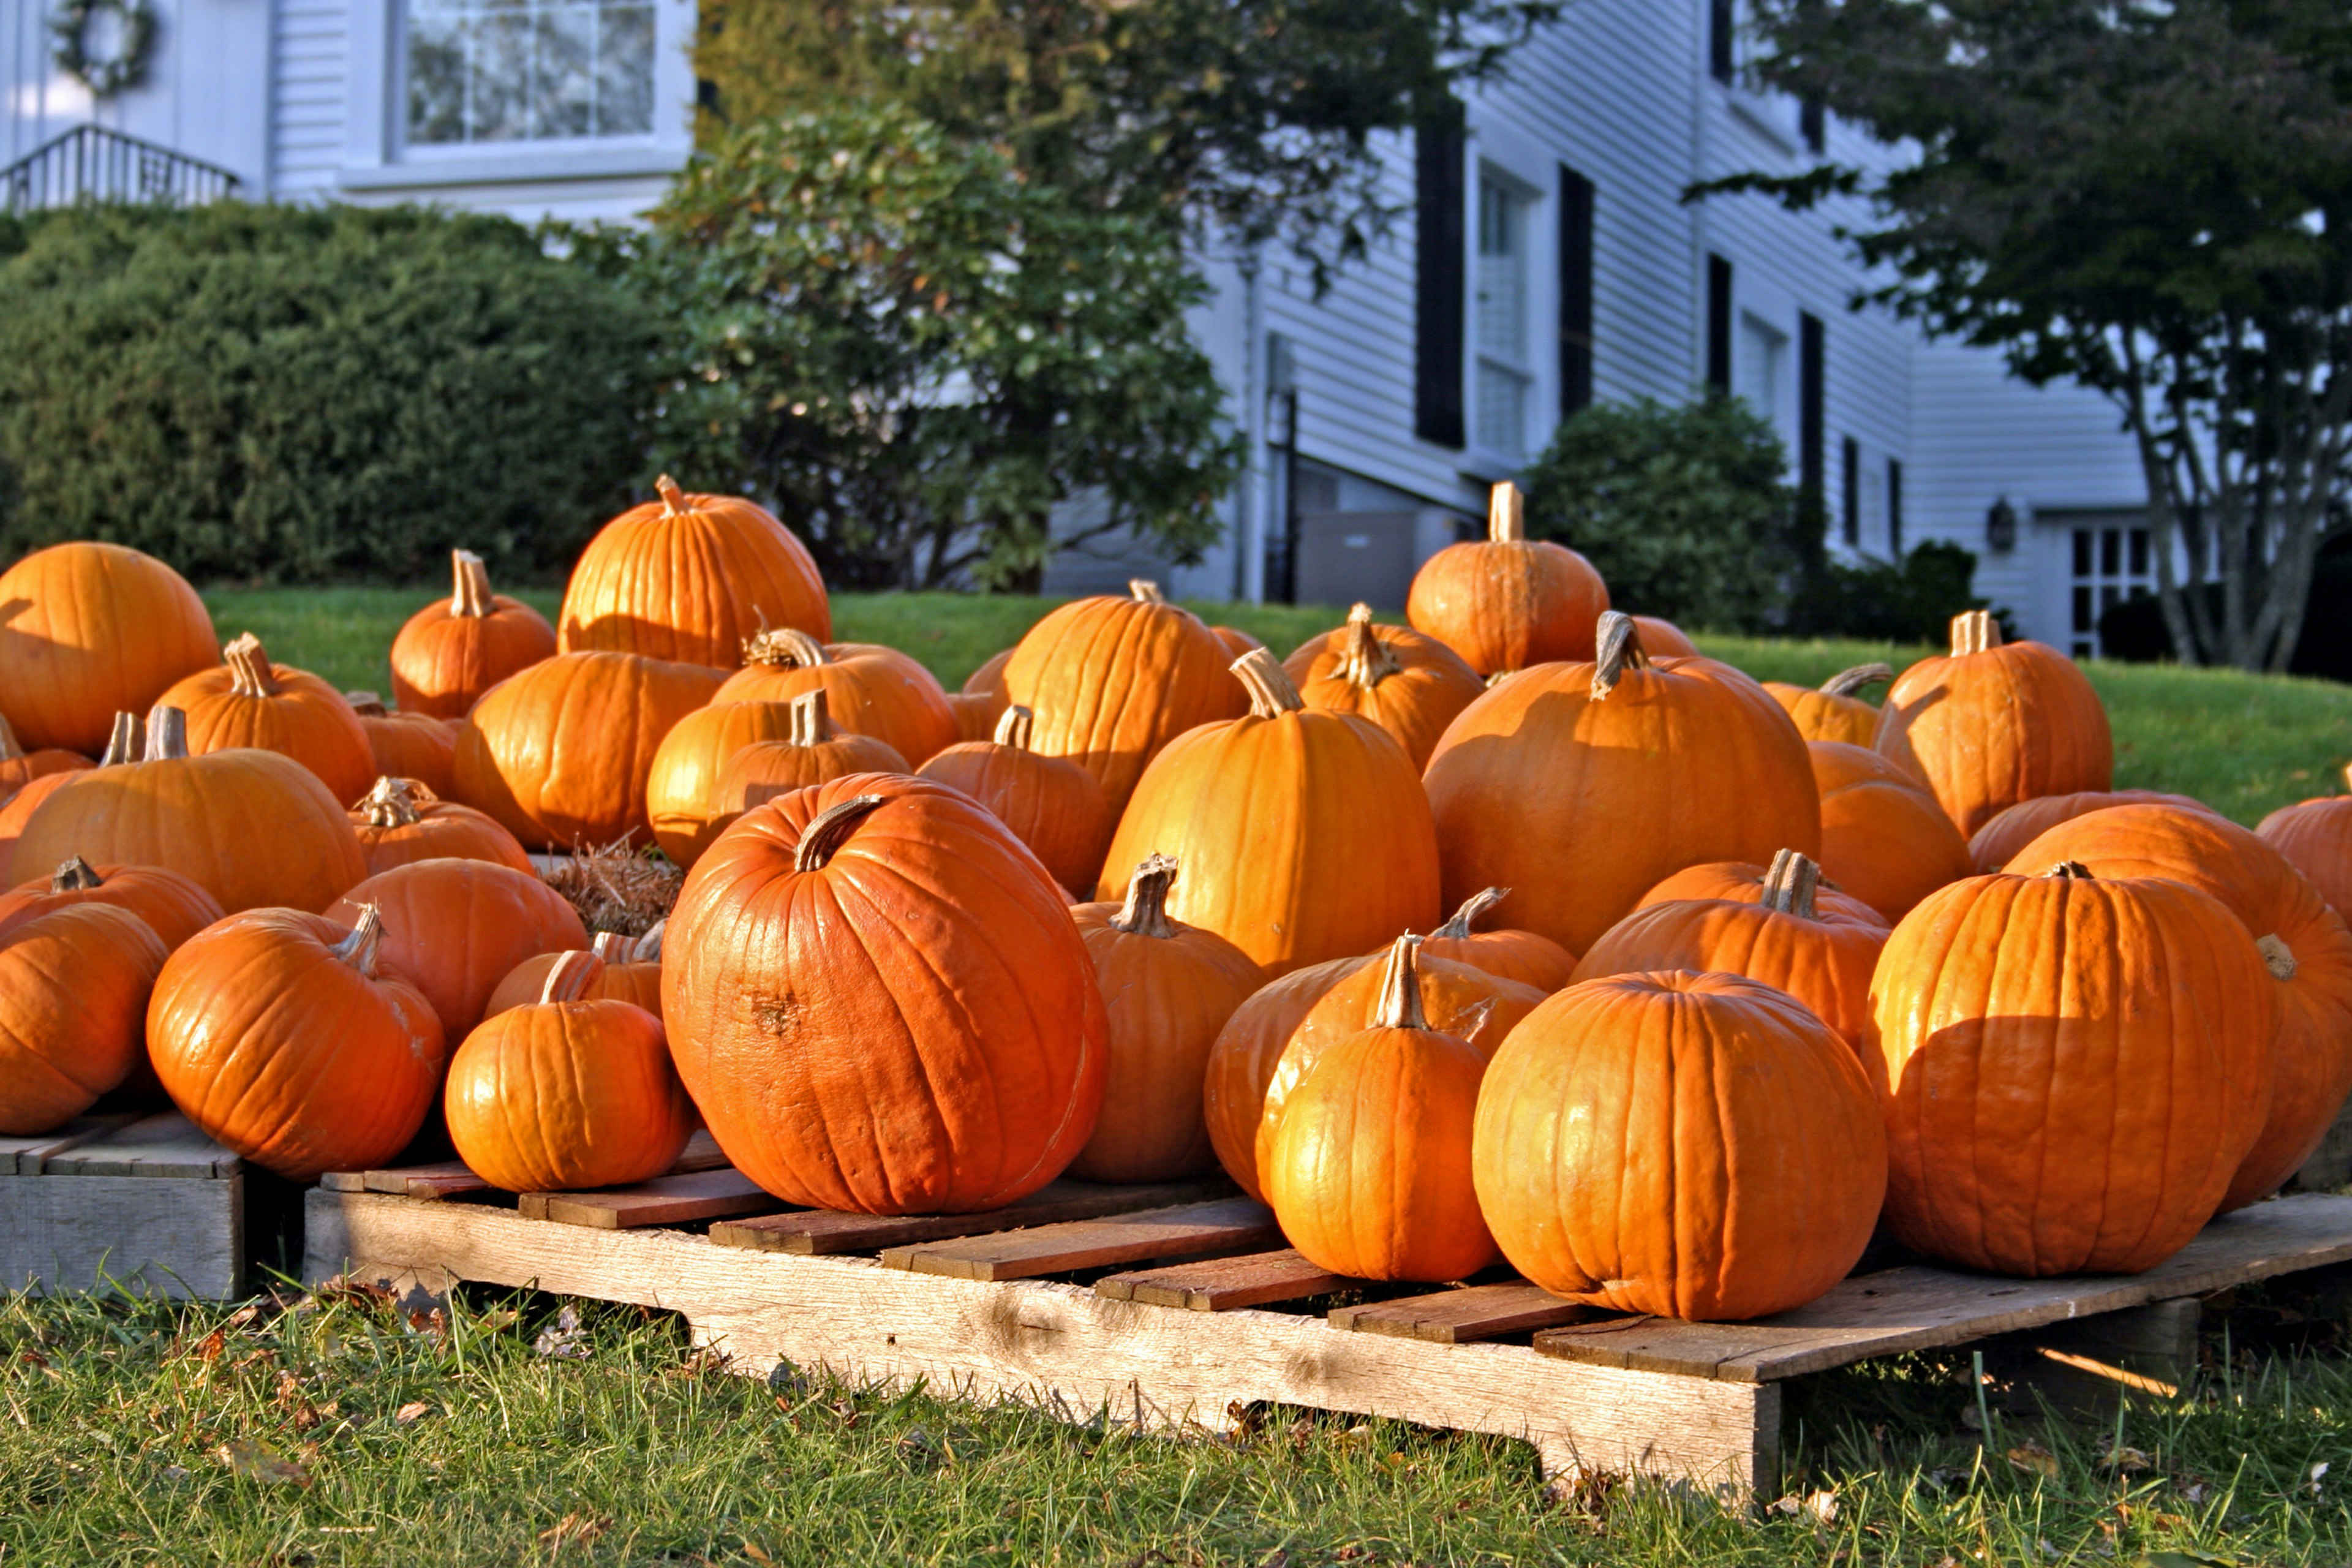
[6,0,271,186]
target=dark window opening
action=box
[1414,115,1468,450]
[1888,458,1904,555]
[1558,165,1595,420]
[1798,313,1825,508]
[1841,436,1860,548]
[1800,97,1825,153]
[1705,254,1732,393]
[2073,529,2092,577]
[2128,527,2150,576]
[2100,527,2121,576]
[1709,0,1735,84]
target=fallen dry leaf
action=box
[743,1543,774,1564]
[215,1438,311,1487]
[539,1513,608,1551]
[2007,1441,2061,1479]
[394,1402,431,1425]
[2101,1446,2154,1474]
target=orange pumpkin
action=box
[344,693,458,797]
[1099,650,1441,974]
[147,905,447,1182]
[645,698,799,867]
[1763,662,1891,747]
[1638,858,1888,928]
[1281,603,1484,771]
[916,704,1110,900]
[451,650,725,850]
[1871,864,2275,1275]
[1418,886,1578,992]
[484,923,665,1021]
[0,903,170,1135]
[1404,482,1609,676]
[0,541,219,755]
[328,858,587,1040]
[389,551,557,718]
[2262,764,2352,914]
[1809,741,1974,924]
[0,856,223,951]
[349,776,533,876]
[709,690,911,827]
[1475,970,1885,1319]
[445,950,692,1193]
[1875,611,2113,835]
[1212,625,1266,661]
[665,774,1107,1214]
[158,634,377,808]
[559,477,830,666]
[712,627,957,766]
[0,712,89,804]
[1628,616,1698,657]
[1969,788,2222,874]
[1264,936,1499,1283]
[0,770,87,884]
[1424,612,1820,956]
[952,647,1016,739]
[1200,956,1366,1202]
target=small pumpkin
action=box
[0,712,89,804]
[2261,763,2352,915]
[644,698,800,868]
[159,634,377,808]
[1763,662,1891,747]
[328,857,589,1040]
[1404,481,1610,676]
[1809,741,1974,924]
[1638,858,1887,927]
[0,541,220,755]
[0,856,224,951]
[349,776,533,876]
[713,627,957,766]
[916,704,1110,900]
[1628,616,1698,657]
[0,903,170,1136]
[1418,886,1578,992]
[950,648,1016,740]
[484,922,666,1021]
[0,712,137,882]
[344,692,458,796]
[1969,788,2222,874]
[1281,603,1484,771]
[710,690,911,827]
[389,551,558,718]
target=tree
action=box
[1709,0,2352,671]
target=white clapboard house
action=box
[5,0,2154,647]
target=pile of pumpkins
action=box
[4,477,2352,1326]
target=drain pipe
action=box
[1236,249,1265,603]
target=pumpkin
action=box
[327,857,588,1041]
[1419,886,1578,992]
[709,690,911,827]
[0,856,223,951]
[916,704,1110,900]
[1474,970,1885,1320]
[1969,788,2223,874]
[1263,936,1499,1283]
[0,712,89,804]
[1809,741,1974,924]
[1063,856,1264,1182]
[157,634,377,808]
[349,776,533,876]
[1573,849,1886,1054]
[388,550,558,718]
[1281,603,1484,771]
[1424,612,1821,956]
[1098,650,1441,974]
[147,904,447,1182]
[13,707,368,914]
[450,650,725,850]
[1638,858,1887,928]
[2003,803,2352,1213]
[0,770,88,884]
[1871,864,2275,1275]
[1212,625,1266,662]
[344,692,458,796]
[644,698,800,867]
[713,627,957,766]
[484,922,666,1021]
[0,903,170,1136]
[1875,611,2113,835]
[0,541,219,755]
[559,476,831,666]
[1763,662,1891,747]
[1629,616,1698,657]
[946,650,1015,742]
[2261,764,2352,914]
[445,949,692,1193]
[665,774,1107,1214]
[1200,956,1366,1201]
[1404,481,1609,676]
[1000,580,1239,815]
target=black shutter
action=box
[1558,165,1595,420]
[1888,459,1905,555]
[1705,254,1732,394]
[1841,435,1860,546]
[1800,98,1825,153]
[1799,314,1825,507]
[1709,0,1735,83]
[1414,117,1467,450]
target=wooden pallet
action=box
[303,1150,2352,1496]
[2,1112,245,1298]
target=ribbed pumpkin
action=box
[1875,611,2113,835]
[1969,788,2222,874]
[665,774,1107,1214]
[1212,625,1266,661]
[349,776,533,876]
[0,710,135,881]
[1404,482,1610,677]
[1200,956,1364,1201]
[951,648,1016,741]
[1281,603,1484,771]
[0,903,170,1135]
[2262,764,2352,914]
[1873,865,2276,1275]
[147,905,447,1182]
[713,627,957,766]
[1809,741,1974,924]
[1423,612,1820,956]
[486,923,666,1021]
[0,541,219,755]
[644,698,799,867]
[1419,886,1578,992]
[451,651,725,850]
[0,857,223,951]
[1263,937,1499,1284]
[0,712,89,803]
[344,693,458,797]
[1763,662,1891,747]
[2003,803,2352,1213]
[389,551,557,718]
[159,635,377,809]
[1629,616,1698,658]
[1638,858,1888,927]
[709,690,911,826]
[446,950,692,1194]
[13,707,368,913]
[327,858,587,1041]
[1065,856,1264,1182]
[1574,850,1887,1054]
[559,477,831,666]
[1098,650,1440,974]
[917,705,1110,900]
[1000,580,1238,815]
[1474,970,1885,1320]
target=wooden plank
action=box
[520,1168,778,1230]
[342,1130,731,1203]
[710,1175,1235,1257]
[1332,1281,1595,1343]
[2,1115,141,1177]
[40,1113,236,1179]
[1098,1249,1351,1311]
[881,1197,1277,1282]
[1,1172,244,1298]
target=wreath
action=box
[51,0,157,99]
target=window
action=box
[2067,517,2155,657]
[1798,313,1824,510]
[1709,0,1735,83]
[1800,97,1825,153]
[405,0,655,146]
[1736,312,1784,424]
[1413,118,1468,450]
[1474,173,1534,457]
[1705,254,1733,393]
[1558,165,1595,419]
[1888,459,1904,554]
[1841,435,1860,547]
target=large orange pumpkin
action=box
[0,856,222,951]
[1423,612,1820,956]
[712,628,956,766]
[559,477,830,666]
[344,693,458,797]
[0,542,219,755]
[486,922,665,1021]
[0,903,169,1135]
[0,712,89,803]
[147,905,447,1182]
[665,774,1107,1214]
[1418,886,1578,992]
[349,776,533,876]
[451,651,725,850]
[1874,611,2113,835]
[156,634,379,809]
[916,704,1110,900]
[0,710,140,880]
[390,550,558,718]
[2262,764,2352,914]
[709,690,910,827]
[644,698,799,867]
[1200,956,1365,1201]
[328,858,587,1041]
[1639,858,1887,927]
[1809,741,1974,924]
[1629,616,1698,657]
[1475,970,1885,1320]
[1763,662,1891,747]
[1281,603,1484,771]
[1404,482,1609,677]
[1969,788,2222,874]
[1098,650,1440,974]
[1871,865,2276,1275]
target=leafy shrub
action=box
[2100,533,2352,681]
[1787,540,1999,645]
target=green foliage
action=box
[0,203,658,584]
[1785,541,1997,647]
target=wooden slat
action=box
[337,1130,731,1204]
[1332,1281,1594,1343]
[38,1114,236,1179]
[1097,1248,1350,1311]
[881,1197,1276,1281]
[520,1168,777,1230]
[709,1176,1235,1257]
[2,1114,142,1177]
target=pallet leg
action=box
[1989,1297,2201,1419]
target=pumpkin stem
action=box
[634,918,666,962]
[144,707,189,761]
[993,704,1036,750]
[2258,934,2299,981]
[100,712,143,767]
[344,690,389,716]
[2342,761,2351,795]
[1231,649,1306,719]
[591,930,629,962]
[1589,611,1649,699]
[450,549,494,618]
[1819,662,1893,699]
[1950,610,2003,655]
[1759,850,1822,919]
[1110,854,1181,938]
[742,622,830,669]
[1483,669,1516,690]
[50,856,103,892]
[360,776,426,828]
[655,475,689,514]
[1488,481,1526,543]
[788,688,834,747]
[1128,579,1167,604]
[331,904,385,978]
[794,794,887,872]
[1336,603,1401,690]
[1371,934,1430,1030]
[2044,861,2096,880]
[222,633,280,699]
[1435,886,1510,940]
[540,949,606,1005]
[0,712,20,763]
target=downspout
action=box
[1237,248,1267,603]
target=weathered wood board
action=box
[1,1114,244,1299]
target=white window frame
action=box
[1459,119,1554,477]
[1472,165,1538,461]
[1715,0,1809,156]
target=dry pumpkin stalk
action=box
[536,838,683,938]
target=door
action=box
[2060,511,2154,658]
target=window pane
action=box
[533,5,596,137]
[2073,529,2091,577]
[595,5,654,134]
[1476,363,1527,457]
[2129,527,2150,576]
[2072,585,2092,633]
[406,12,469,143]
[403,0,655,146]
[1474,181,1525,363]
[2101,528,2121,576]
